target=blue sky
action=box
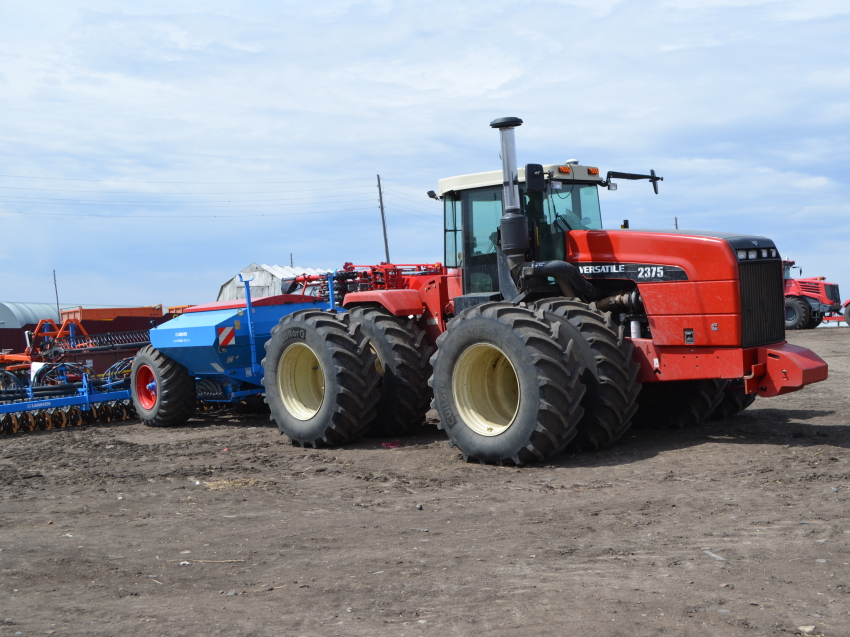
[1,0,848,309]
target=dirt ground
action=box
[1,327,848,637]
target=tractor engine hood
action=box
[566,229,779,283]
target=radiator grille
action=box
[825,284,841,304]
[740,260,785,348]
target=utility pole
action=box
[53,270,60,321]
[674,216,679,230]
[377,174,390,263]
[290,252,293,268]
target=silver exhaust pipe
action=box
[490,117,528,257]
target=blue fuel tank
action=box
[150,294,330,386]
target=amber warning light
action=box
[558,166,571,174]
[588,167,600,175]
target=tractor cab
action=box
[438,163,605,295]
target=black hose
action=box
[524,261,606,301]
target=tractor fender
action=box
[343,290,424,316]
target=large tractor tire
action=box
[845,306,850,327]
[131,345,196,427]
[428,302,585,466]
[262,309,380,447]
[348,306,432,437]
[785,297,811,330]
[632,378,727,429]
[708,384,756,420]
[534,298,641,452]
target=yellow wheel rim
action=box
[452,343,520,436]
[278,342,325,420]
[370,344,385,378]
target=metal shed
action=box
[217,263,332,301]
[0,302,69,329]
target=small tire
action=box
[68,408,82,426]
[348,306,433,437]
[20,412,36,432]
[632,379,727,429]
[533,298,641,452]
[428,302,585,465]
[785,297,810,330]
[131,345,196,427]
[709,385,757,420]
[262,309,380,447]
[2,413,19,435]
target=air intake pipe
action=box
[491,118,530,285]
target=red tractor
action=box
[260,117,828,465]
[783,260,849,329]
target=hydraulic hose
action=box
[521,260,607,302]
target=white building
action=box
[217,263,332,301]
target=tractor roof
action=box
[438,163,604,197]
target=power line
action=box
[381,178,432,192]
[0,198,377,208]
[383,207,438,222]
[0,206,380,219]
[382,199,441,216]
[0,184,377,195]
[0,174,374,185]
[382,188,440,208]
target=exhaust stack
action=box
[490,117,528,256]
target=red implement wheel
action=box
[131,346,196,427]
[135,364,157,410]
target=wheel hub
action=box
[278,343,325,420]
[135,364,157,410]
[452,343,520,436]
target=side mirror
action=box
[427,190,440,201]
[607,182,617,191]
[524,164,546,193]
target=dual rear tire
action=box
[262,310,381,447]
[429,302,586,465]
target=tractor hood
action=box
[566,229,779,283]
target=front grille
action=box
[799,282,821,295]
[825,284,841,304]
[739,260,785,347]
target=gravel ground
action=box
[1,327,848,637]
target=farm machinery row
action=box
[124,117,829,465]
[0,319,150,434]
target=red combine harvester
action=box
[259,117,828,465]
[783,260,849,329]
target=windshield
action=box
[522,181,602,231]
